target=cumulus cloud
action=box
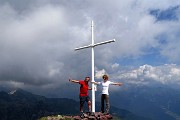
[0,4,67,84]
[95,68,106,79]
[111,64,180,86]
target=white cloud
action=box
[170,68,180,75]
[95,68,106,79]
[113,64,180,85]
[111,63,120,69]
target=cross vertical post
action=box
[75,21,115,113]
[91,21,95,112]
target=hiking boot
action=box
[103,112,109,115]
[89,112,95,116]
[80,112,84,118]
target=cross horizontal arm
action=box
[93,39,115,47]
[74,44,92,51]
[74,39,115,51]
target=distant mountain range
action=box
[0,89,148,120]
[110,85,180,120]
[0,89,79,120]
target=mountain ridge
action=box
[111,85,180,120]
[0,88,149,120]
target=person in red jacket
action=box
[69,77,92,117]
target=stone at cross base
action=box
[73,112,113,120]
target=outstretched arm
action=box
[69,78,79,83]
[88,88,92,90]
[91,81,100,85]
[112,82,123,86]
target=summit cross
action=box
[75,21,115,112]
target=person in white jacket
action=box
[92,74,123,114]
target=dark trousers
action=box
[79,96,91,112]
[101,94,110,113]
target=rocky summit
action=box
[40,112,113,120]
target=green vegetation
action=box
[38,114,122,120]
[112,116,122,120]
[38,115,74,120]
[38,117,48,120]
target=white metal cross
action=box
[75,21,115,112]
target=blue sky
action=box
[0,0,180,97]
[116,5,180,66]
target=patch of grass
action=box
[38,115,75,120]
[38,117,48,120]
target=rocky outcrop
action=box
[42,112,113,120]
